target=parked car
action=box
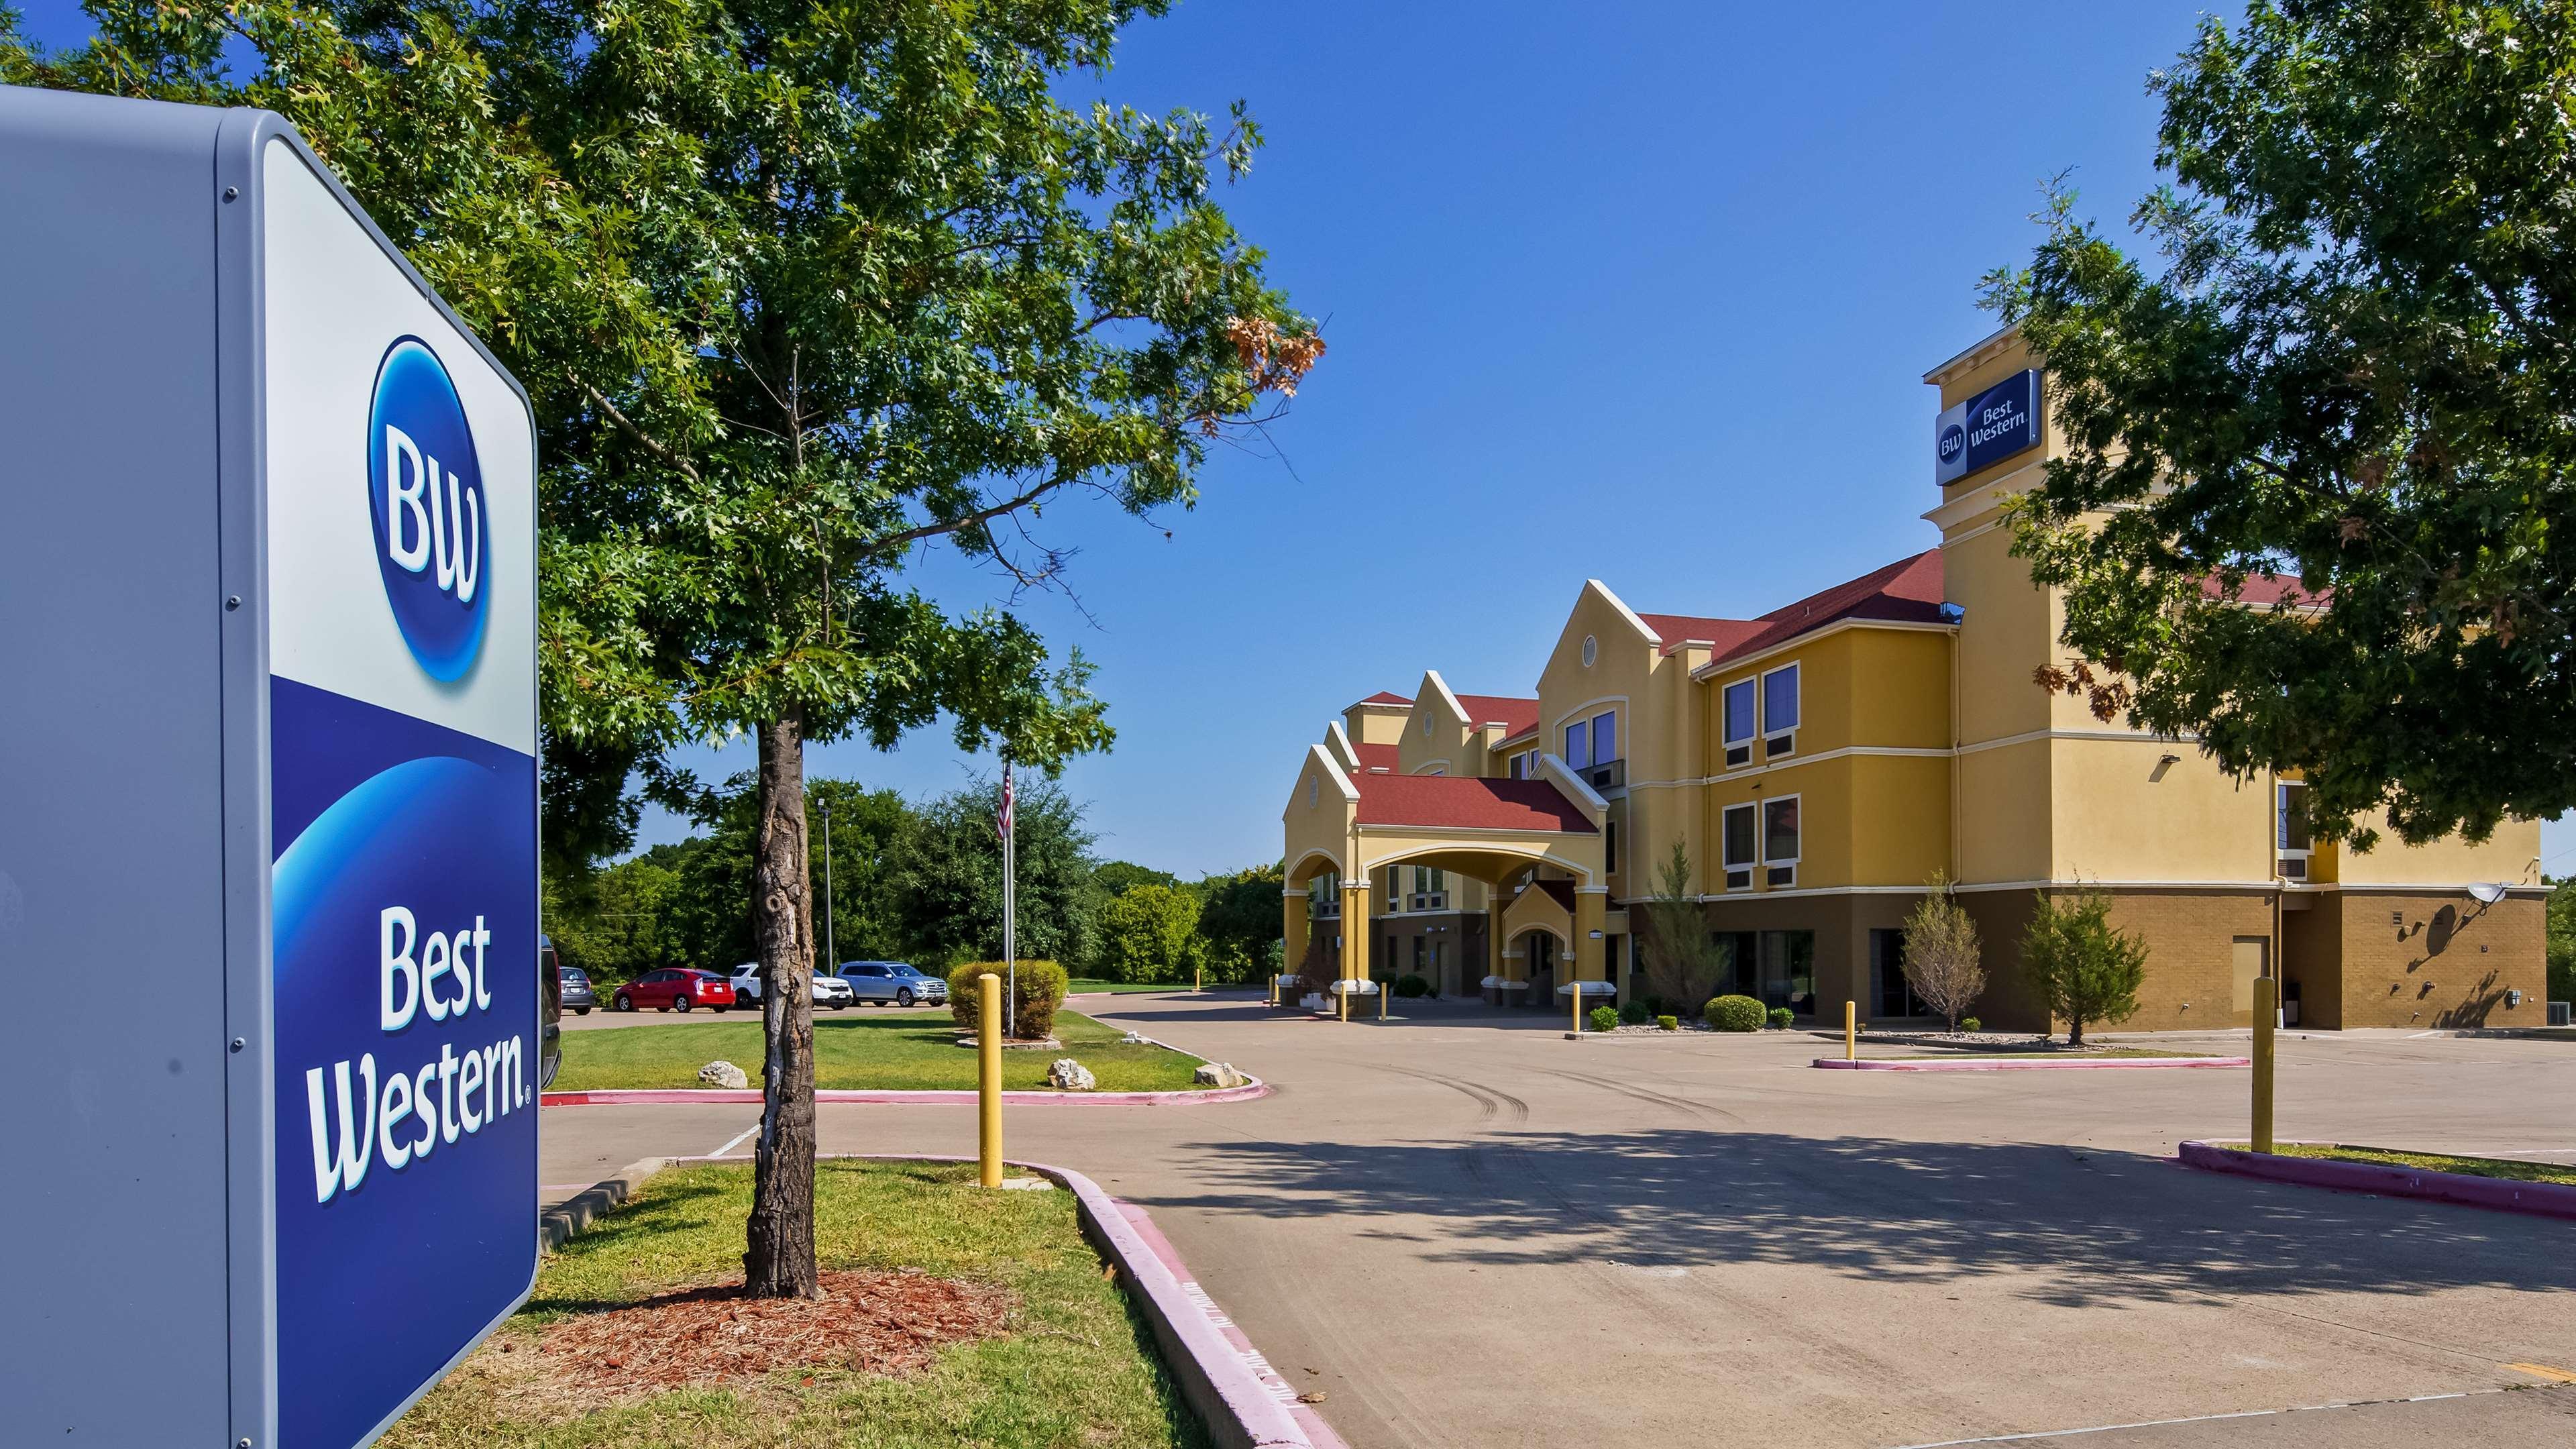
[726,963,857,1010]
[610,967,737,1013]
[539,934,564,1088]
[557,964,596,1015]
[835,961,947,1007]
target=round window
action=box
[1307,777,1318,807]
[1581,635,1597,667]
[1421,712,1432,739]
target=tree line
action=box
[544,775,1283,987]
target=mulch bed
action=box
[538,1268,1015,1393]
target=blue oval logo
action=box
[1937,421,1966,462]
[367,337,489,682]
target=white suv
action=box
[727,963,857,1010]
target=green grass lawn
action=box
[554,1009,1209,1093]
[2229,1142,2576,1187]
[382,1160,1208,1448]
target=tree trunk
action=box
[743,709,820,1298]
[2066,1016,2085,1048]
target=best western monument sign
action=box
[0,89,540,1446]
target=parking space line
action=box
[708,1123,760,1158]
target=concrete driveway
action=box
[539,991,2576,1448]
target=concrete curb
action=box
[541,1077,1269,1108]
[1811,1055,2250,1072]
[2178,1140,2576,1221]
[659,1152,1336,1449]
[539,1155,674,1251]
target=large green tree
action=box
[1195,862,1285,983]
[1093,881,1203,982]
[1986,0,2576,855]
[9,0,1317,1297]
[898,778,1099,969]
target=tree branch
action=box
[572,372,698,482]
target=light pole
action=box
[819,796,835,976]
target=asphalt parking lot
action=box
[539,993,2576,1448]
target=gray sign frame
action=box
[0,85,539,1447]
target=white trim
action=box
[1549,694,1629,738]
[1300,743,1360,804]
[1574,885,1611,896]
[2328,882,2553,896]
[1690,616,1957,682]
[1720,800,1757,874]
[1762,792,1802,871]
[1283,847,1344,882]
[1957,727,2187,757]
[1356,822,1593,841]
[1760,660,1801,759]
[1534,751,1611,816]
[1411,759,1452,775]
[1919,458,2045,533]
[1629,744,1953,792]
[1587,578,1660,646]
[1921,323,2017,386]
[1324,719,1362,772]
[1950,878,2280,894]
[1421,669,1470,732]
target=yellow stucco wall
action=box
[2047,739,2272,883]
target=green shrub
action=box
[1394,973,1431,998]
[1766,1006,1795,1030]
[1656,1014,1680,1032]
[1960,1015,1982,1033]
[1618,1000,1650,1025]
[947,960,1069,1040]
[1705,994,1764,1032]
[1588,1006,1620,1033]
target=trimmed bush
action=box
[1655,1014,1680,1032]
[1618,1000,1650,1025]
[947,960,1069,1040]
[1960,1015,1983,1033]
[1705,994,1764,1032]
[1588,1005,1619,1033]
[1766,1006,1795,1030]
[1394,973,1431,998]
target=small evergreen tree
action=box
[1899,872,1986,1033]
[2020,888,2147,1046]
[1640,843,1723,1008]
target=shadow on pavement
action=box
[1148,1129,2576,1309]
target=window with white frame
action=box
[1722,678,1756,767]
[1386,865,1402,911]
[1563,718,1591,769]
[1762,663,1800,758]
[1721,802,1756,889]
[1763,794,1801,886]
[2276,781,2312,879]
[1509,752,1529,779]
[1591,709,1617,763]
[1411,865,1447,910]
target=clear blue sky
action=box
[19,1,2571,877]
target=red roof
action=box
[1454,693,1540,737]
[2203,571,2318,608]
[1699,550,1951,671]
[1637,612,1772,659]
[1351,742,1399,774]
[1351,691,1413,708]
[1352,774,1597,834]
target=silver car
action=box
[835,961,947,1007]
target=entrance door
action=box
[1525,932,1558,1008]
[2231,936,2269,1026]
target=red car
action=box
[611,968,737,1013]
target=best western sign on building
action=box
[1934,368,2039,484]
[1,89,538,1446]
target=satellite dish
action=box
[2468,881,2508,905]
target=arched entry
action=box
[1518,930,1560,1010]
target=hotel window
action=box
[1870,928,1927,1018]
[2276,781,2312,880]
[1604,818,1620,875]
[1709,930,1756,996]
[1762,663,1800,758]
[1564,718,1591,769]
[1412,866,1447,910]
[1508,751,1532,779]
[1386,866,1403,912]
[1722,679,1756,767]
[1759,929,1816,1016]
[1591,710,1617,763]
[1721,802,1756,889]
[1763,794,1800,888]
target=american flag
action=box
[996,761,1014,840]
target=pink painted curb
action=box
[2178,1140,2576,1222]
[542,1078,1269,1108]
[1811,1055,2250,1072]
[665,1152,1329,1449]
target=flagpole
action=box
[820,797,835,977]
[1002,759,1017,1040]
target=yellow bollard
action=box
[1339,980,1350,1022]
[2251,975,2276,1155]
[1571,976,1581,1036]
[978,971,1003,1188]
[1845,1000,1856,1061]
[1195,966,1202,993]
[1379,977,1387,1020]
[1269,973,1279,1008]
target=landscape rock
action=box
[698,1060,749,1090]
[1120,1031,1149,1045]
[1191,1062,1244,1089]
[1046,1058,1096,1091]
